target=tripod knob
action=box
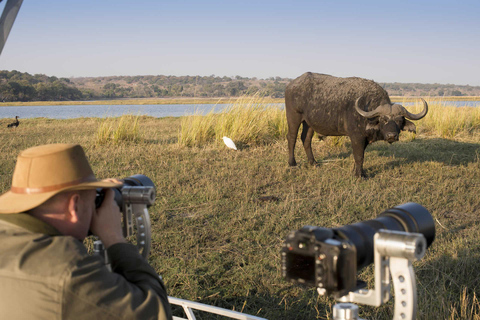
[333,303,360,320]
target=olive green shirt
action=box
[0,213,172,320]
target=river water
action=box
[0,104,227,119]
[0,101,479,119]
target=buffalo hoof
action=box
[354,168,367,179]
[288,160,297,166]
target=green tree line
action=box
[74,74,289,100]
[2,70,480,102]
[0,70,83,102]
[0,71,289,102]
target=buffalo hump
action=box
[286,72,391,112]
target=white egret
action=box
[222,136,237,150]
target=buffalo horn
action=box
[403,99,428,120]
[354,97,379,118]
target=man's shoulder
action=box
[0,224,96,280]
[0,213,61,235]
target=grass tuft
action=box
[179,96,480,150]
[404,98,480,139]
[95,114,142,145]
[178,94,286,147]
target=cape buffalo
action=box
[285,72,428,177]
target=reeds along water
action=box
[405,98,480,138]
[178,94,287,147]
[96,114,141,144]
[179,95,480,147]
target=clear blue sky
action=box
[1,0,479,85]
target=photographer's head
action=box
[0,144,122,240]
[26,189,96,240]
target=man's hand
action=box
[90,188,126,248]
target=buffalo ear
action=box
[366,123,380,132]
[366,119,379,131]
[402,119,416,133]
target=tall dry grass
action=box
[404,98,480,139]
[178,94,286,147]
[95,114,142,144]
[179,95,480,149]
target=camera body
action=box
[282,203,435,298]
[282,226,357,298]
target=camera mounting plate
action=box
[122,186,155,259]
[333,230,426,320]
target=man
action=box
[0,143,172,319]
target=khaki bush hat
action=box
[0,144,122,214]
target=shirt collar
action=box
[0,213,62,236]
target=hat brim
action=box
[0,180,122,214]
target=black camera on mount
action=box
[281,203,435,298]
[95,174,156,259]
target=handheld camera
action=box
[95,174,156,259]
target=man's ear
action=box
[66,193,80,223]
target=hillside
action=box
[1,70,480,102]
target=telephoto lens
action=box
[334,202,435,270]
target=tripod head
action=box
[93,174,155,267]
[332,229,426,320]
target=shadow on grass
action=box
[321,138,480,167]
[144,136,178,145]
[308,138,480,178]
[369,138,480,166]
[416,246,480,318]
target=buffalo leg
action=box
[286,113,302,166]
[350,136,368,178]
[301,122,316,165]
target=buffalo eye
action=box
[395,117,405,128]
[379,116,390,124]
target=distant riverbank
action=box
[0,97,284,107]
[1,96,480,107]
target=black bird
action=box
[7,116,19,128]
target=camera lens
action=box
[122,174,155,189]
[95,174,156,208]
[334,202,435,270]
